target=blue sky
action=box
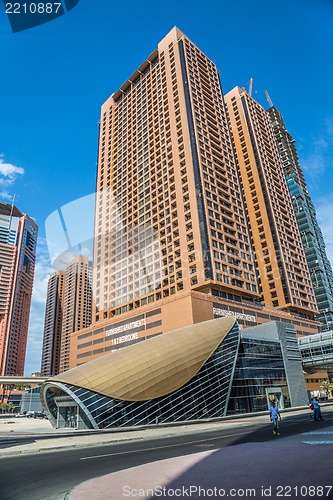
[0,0,332,374]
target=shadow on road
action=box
[0,438,36,450]
[148,414,333,499]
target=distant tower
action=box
[59,256,93,373]
[267,105,333,331]
[225,87,318,319]
[41,271,65,376]
[0,201,38,375]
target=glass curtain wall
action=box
[228,337,291,414]
[43,324,239,429]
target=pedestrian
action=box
[269,401,281,436]
[312,397,323,421]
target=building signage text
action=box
[213,307,256,323]
[111,332,139,346]
[106,318,146,337]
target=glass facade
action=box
[299,330,333,367]
[267,105,333,331]
[228,337,291,414]
[287,174,333,331]
[43,323,239,429]
[43,319,309,429]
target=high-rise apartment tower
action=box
[68,28,319,369]
[41,271,65,376]
[94,27,260,323]
[267,106,333,331]
[59,255,93,372]
[225,87,318,319]
[0,201,38,375]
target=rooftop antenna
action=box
[264,89,274,107]
[249,77,254,97]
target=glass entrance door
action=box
[65,406,77,428]
[56,404,78,429]
[266,387,284,409]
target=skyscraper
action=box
[68,28,319,369]
[94,26,260,322]
[41,271,65,376]
[267,105,333,331]
[0,201,38,375]
[225,87,318,320]
[59,255,93,373]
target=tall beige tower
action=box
[225,87,317,318]
[59,256,92,373]
[94,27,260,325]
[68,28,319,369]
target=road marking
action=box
[303,441,333,445]
[193,443,215,448]
[302,431,333,445]
[302,431,333,435]
[80,430,248,460]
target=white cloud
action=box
[0,156,25,186]
[25,238,53,375]
[299,118,333,180]
[0,190,14,201]
[301,140,327,176]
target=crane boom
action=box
[249,78,253,97]
[264,89,274,107]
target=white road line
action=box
[303,441,333,445]
[80,431,247,460]
[302,431,333,435]
[302,430,333,445]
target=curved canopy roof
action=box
[48,316,237,401]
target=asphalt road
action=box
[1,411,333,500]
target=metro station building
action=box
[42,317,308,430]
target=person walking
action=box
[312,397,322,421]
[269,401,281,436]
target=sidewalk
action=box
[0,405,328,457]
[0,414,264,457]
[1,406,332,500]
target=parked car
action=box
[34,412,48,419]
[25,411,36,418]
[25,410,48,419]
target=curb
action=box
[1,404,331,459]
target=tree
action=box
[1,385,8,404]
[0,402,15,414]
[320,380,333,398]
[6,402,15,414]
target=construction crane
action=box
[249,78,254,97]
[264,89,274,107]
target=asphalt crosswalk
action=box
[302,431,333,445]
